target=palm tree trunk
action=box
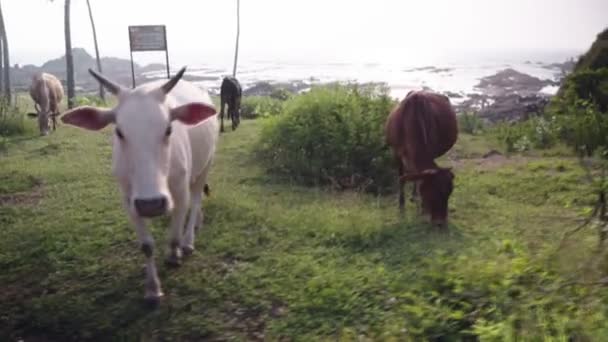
[86,0,104,101]
[232,0,240,77]
[0,33,4,96]
[0,1,11,104]
[64,0,75,109]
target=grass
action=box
[1,115,607,340]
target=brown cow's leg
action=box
[413,182,423,215]
[398,160,405,213]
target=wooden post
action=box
[164,26,170,79]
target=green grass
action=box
[1,117,607,341]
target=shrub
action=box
[401,249,606,340]
[269,88,293,101]
[73,95,106,107]
[551,68,608,156]
[489,116,559,153]
[458,112,484,135]
[556,99,608,156]
[241,96,284,119]
[0,98,27,137]
[258,84,396,192]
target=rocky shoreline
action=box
[231,63,572,123]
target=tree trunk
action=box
[232,0,240,77]
[86,0,104,101]
[64,0,75,109]
[0,32,4,96]
[0,1,11,104]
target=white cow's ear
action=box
[61,106,115,131]
[170,103,216,125]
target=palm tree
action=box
[0,1,11,104]
[232,0,240,77]
[86,0,104,101]
[64,0,75,108]
[0,31,4,96]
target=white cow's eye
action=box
[165,125,172,137]
[116,128,124,140]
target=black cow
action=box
[220,76,242,132]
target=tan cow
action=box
[28,72,64,135]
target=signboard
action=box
[129,25,167,52]
[127,25,171,88]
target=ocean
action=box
[143,49,580,102]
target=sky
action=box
[3,0,607,68]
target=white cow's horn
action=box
[161,67,187,94]
[88,68,123,95]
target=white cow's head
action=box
[61,67,216,218]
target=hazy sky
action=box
[3,0,607,67]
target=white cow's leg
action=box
[182,183,204,256]
[123,196,163,304]
[166,186,189,267]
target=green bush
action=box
[400,248,606,340]
[551,68,608,156]
[241,96,284,119]
[489,116,559,153]
[269,88,293,101]
[258,84,396,192]
[73,95,106,107]
[458,112,484,135]
[0,98,27,137]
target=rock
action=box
[483,150,503,159]
[243,81,310,97]
[476,94,550,123]
[443,91,464,99]
[475,68,553,97]
[403,66,452,73]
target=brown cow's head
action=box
[402,168,454,228]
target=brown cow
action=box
[28,72,64,136]
[385,90,458,229]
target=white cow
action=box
[61,67,219,305]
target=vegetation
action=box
[0,98,27,138]
[574,28,608,71]
[2,111,608,340]
[489,116,560,153]
[258,84,396,192]
[241,95,285,119]
[73,94,108,107]
[458,111,484,135]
